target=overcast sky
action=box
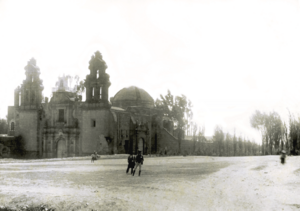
[1,0,300,142]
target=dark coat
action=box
[128,156,135,167]
[135,154,144,164]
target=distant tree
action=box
[185,100,193,136]
[279,122,287,152]
[65,75,79,90]
[192,123,198,154]
[238,136,244,156]
[225,133,232,156]
[156,90,193,154]
[233,132,237,156]
[197,125,205,155]
[213,126,224,156]
[247,140,252,155]
[250,110,267,154]
[55,74,85,98]
[243,137,248,155]
[76,79,85,96]
[282,122,289,153]
[250,110,283,155]
[251,140,258,155]
[288,112,300,155]
[267,112,282,154]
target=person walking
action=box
[91,151,98,163]
[126,153,135,174]
[91,152,95,163]
[280,150,286,164]
[133,149,144,176]
[94,151,100,160]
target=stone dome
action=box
[111,86,154,109]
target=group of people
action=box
[126,149,144,176]
[90,149,144,176]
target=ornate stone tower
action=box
[84,51,111,106]
[15,58,44,109]
[80,51,116,156]
[13,58,44,157]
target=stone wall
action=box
[158,128,179,155]
[181,139,195,155]
[7,106,15,136]
[80,108,113,155]
[115,112,131,154]
[16,110,39,154]
[0,136,15,158]
[42,127,80,158]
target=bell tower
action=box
[84,51,111,105]
[15,58,44,109]
[12,58,44,158]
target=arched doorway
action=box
[124,140,129,154]
[57,138,67,158]
[138,138,144,154]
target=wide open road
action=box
[0,155,299,211]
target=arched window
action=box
[92,87,95,99]
[97,70,99,79]
[11,122,14,131]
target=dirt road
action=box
[0,156,299,210]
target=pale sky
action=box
[1,0,300,142]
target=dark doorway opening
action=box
[124,140,129,154]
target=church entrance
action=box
[124,140,129,154]
[57,138,67,158]
[138,138,144,154]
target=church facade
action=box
[7,51,192,158]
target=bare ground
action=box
[0,155,299,210]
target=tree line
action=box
[195,126,261,156]
[251,110,300,155]
[156,90,261,156]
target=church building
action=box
[7,51,191,158]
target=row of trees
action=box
[251,110,300,155]
[156,90,261,156]
[198,126,261,156]
[155,90,193,153]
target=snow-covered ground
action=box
[0,155,299,211]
